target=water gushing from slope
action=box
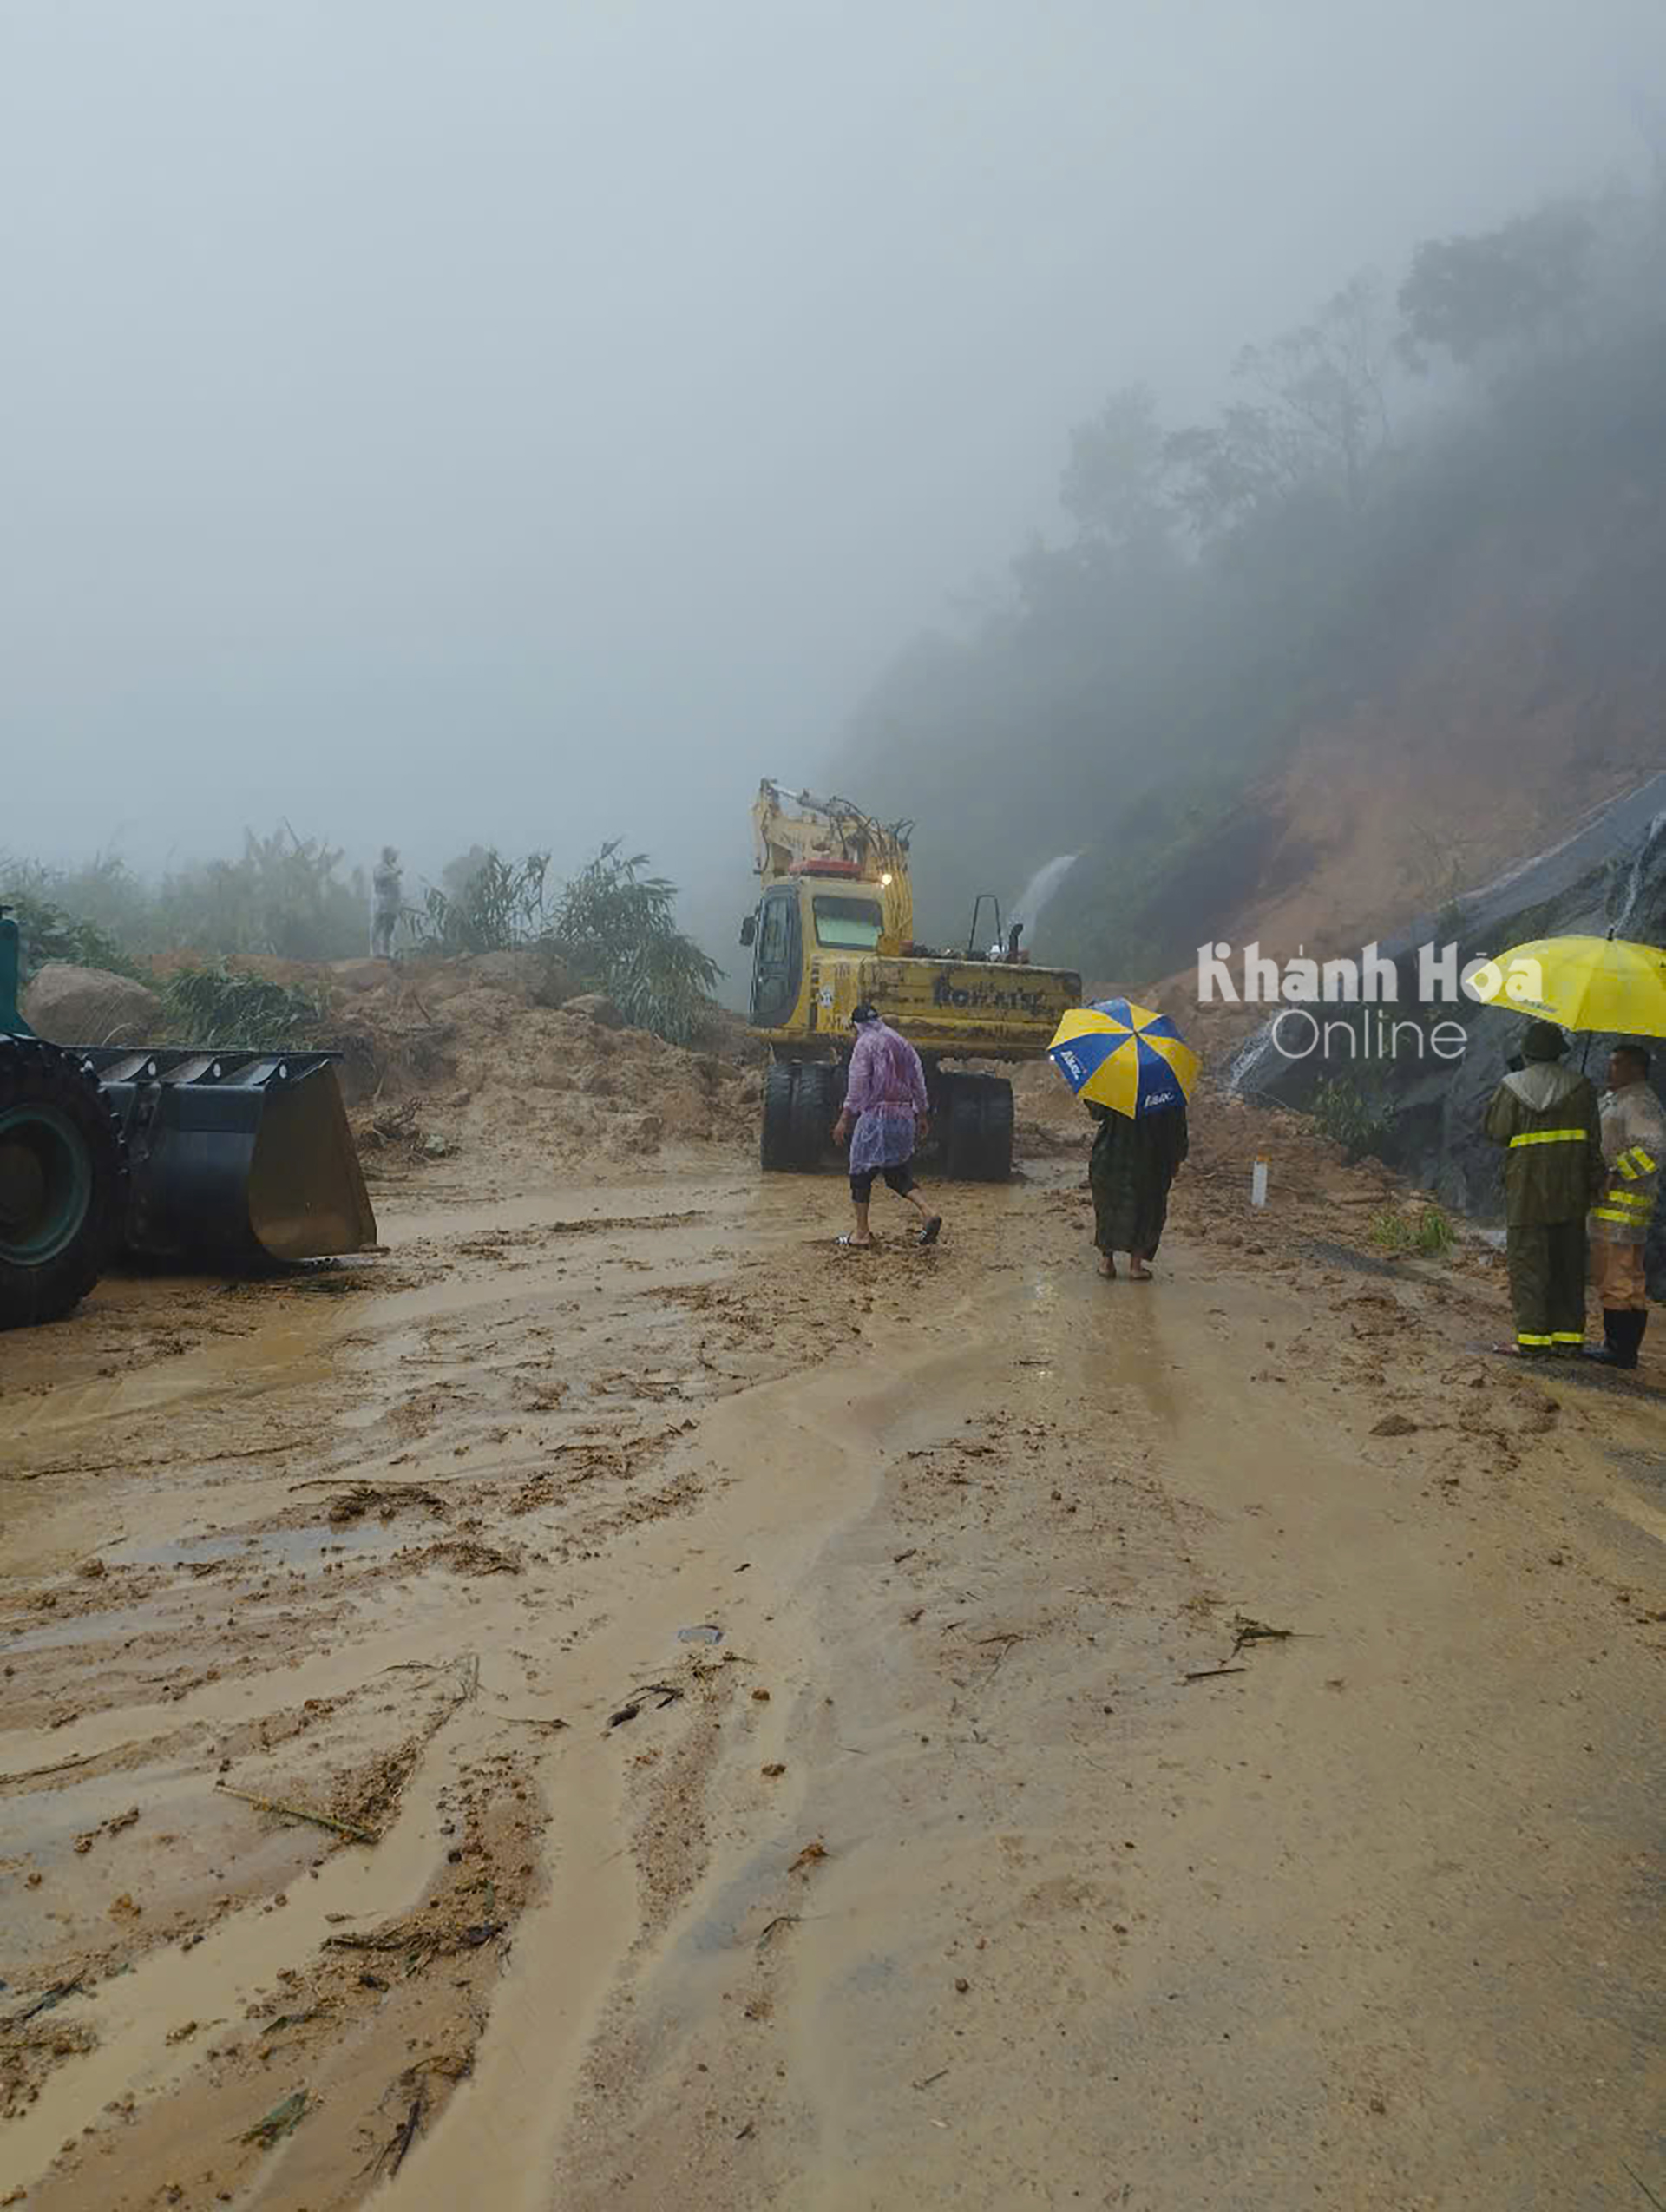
[1612,811,1666,938]
[1006,854,1080,946]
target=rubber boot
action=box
[1583,1309,1643,1369]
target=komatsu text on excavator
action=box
[740,781,1081,1179]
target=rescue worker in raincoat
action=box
[1584,1042,1663,1369]
[1482,1019,1604,1356]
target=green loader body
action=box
[0,909,377,1329]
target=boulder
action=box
[565,991,625,1029]
[23,963,162,1047]
[329,958,391,994]
[466,946,576,1009]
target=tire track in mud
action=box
[4,1148,1661,2209]
[0,1173,849,2206]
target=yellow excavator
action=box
[741,781,1081,1179]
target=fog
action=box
[4,0,1662,923]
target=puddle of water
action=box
[3,1525,403,1657]
[104,1521,399,1572]
[3,1602,174,1656]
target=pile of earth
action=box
[322,954,764,1177]
[23,948,766,1179]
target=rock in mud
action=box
[23,962,162,1047]
[466,946,574,1008]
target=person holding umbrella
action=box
[1482,1020,1605,1355]
[1472,932,1666,1356]
[1585,1043,1663,1369]
[1048,998,1196,1280]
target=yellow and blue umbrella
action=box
[1048,997,1197,1119]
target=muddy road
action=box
[3,1120,1662,2211]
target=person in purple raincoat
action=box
[831,1004,943,1249]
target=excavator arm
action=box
[751,780,915,948]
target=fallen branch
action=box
[390,2088,427,2176]
[1184,1665,1248,1683]
[0,1751,92,1786]
[1624,2163,1666,2212]
[1230,1613,1300,1657]
[216,1783,378,1846]
[5,1979,83,2028]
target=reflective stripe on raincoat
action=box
[1482,1062,1604,1226]
[1591,1082,1665,1246]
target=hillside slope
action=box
[836,174,1666,986]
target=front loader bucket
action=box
[77,1048,377,1266]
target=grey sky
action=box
[4,0,1662,915]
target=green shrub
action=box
[0,882,143,984]
[160,965,325,1048]
[417,851,552,955]
[413,842,722,1045]
[1309,1074,1397,1160]
[1369,1205,1455,1258]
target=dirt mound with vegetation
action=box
[312,956,764,1181]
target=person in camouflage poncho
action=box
[1087,1099,1189,1280]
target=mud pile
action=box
[320,955,764,1180]
[125,947,766,1180]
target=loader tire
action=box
[760,1060,798,1172]
[0,1037,128,1330]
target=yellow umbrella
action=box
[1473,935,1666,1037]
[1047,998,1198,1119]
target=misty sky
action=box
[4,0,1663,919]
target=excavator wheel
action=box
[0,1037,129,1330]
[762,1060,840,1172]
[790,1063,838,1170]
[980,1078,1015,1180]
[941,1073,1014,1182]
[760,1060,800,1171]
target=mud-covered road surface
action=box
[3,1111,1662,2211]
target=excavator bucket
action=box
[77,1047,377,1265]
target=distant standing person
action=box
[1087,1098,1188,1279]
[1585,1042,1663,1369]
[371,846,403,959]
[833,1004,942,1248]
[1482,1019,1604,1355]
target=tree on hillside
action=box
[158,827,365,962]
[836,174,1666,985]
[1059,384,1175,560]
[1399,206,1593,370]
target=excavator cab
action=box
[748,883,803,1031]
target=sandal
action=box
[836,1233,876,1250]
[917,1216,943,1247]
